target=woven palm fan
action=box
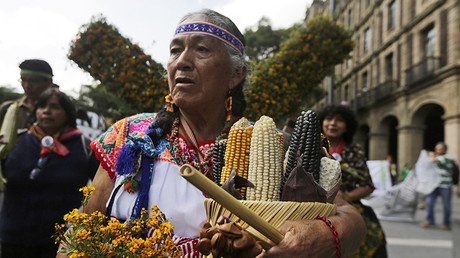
[179,164,337,246]
[205,199,336,243]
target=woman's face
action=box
[36,95,68,135]
[322,114,347,141]
[167,17,242,115]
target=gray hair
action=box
[178,9,248,78]
[178,9,249,116]
[435,141,448,151]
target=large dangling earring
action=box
[165,94,175,112]
[225,96,232,121]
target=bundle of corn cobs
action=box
[203,111,341,257]
[212,110,341,203]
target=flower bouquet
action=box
[54,186,181,257]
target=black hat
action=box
[19,59,53,78]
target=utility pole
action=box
[327,0,336,105]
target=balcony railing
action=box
[405,56,441,87]
[347,80,400,110]
[374,80,399,101]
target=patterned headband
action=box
[174,22,245,55]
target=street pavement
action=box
[380,186,460,258]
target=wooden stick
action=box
[179,164,284,244]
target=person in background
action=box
[318,104,387,257]
[0,88,99,257]
[421,142,454,230]
[0,59,54,146]
[387,154,398,185]
[64,9,367,257]
[401,163,412,181]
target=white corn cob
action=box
[246,116,282,201]
[220,118,253,198]
[318,157,341,191]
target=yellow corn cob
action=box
[0,102,18,191]
[220,118,253,199]
[246,116,282,201]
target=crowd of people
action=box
[0,60,99,257]
[0,8,457,258]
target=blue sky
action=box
[0,0,312,96]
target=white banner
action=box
[366,160,392,196]
[414,150,442,196]
[362,150,442,221]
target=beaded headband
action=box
[174,22,245,55]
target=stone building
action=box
[309,0,460,171]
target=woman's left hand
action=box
[257,219,336,258]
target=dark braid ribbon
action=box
[114,119,165,219]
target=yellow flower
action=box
[79,185,95,197]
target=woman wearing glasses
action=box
[0,88,99,257]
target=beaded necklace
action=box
[170,116,230,176]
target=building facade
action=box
[309,0,460,171]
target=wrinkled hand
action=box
[257,220,336,258]
[197,222,263,258]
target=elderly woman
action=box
[0,88,99,257]
[82,9,365,257]
[318,104,387,257]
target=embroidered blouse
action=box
[91,113,217,257]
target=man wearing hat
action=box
[0,59,54,145]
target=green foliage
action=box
[75,84,137,121]
[244,17,296,62]
[0,86,22,104]
[245,16,354,122]
[68,15,169,116]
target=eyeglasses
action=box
[19,78,48,85]
[29,156,48,180]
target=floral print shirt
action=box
[339,143,375,193]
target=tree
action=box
[243,17,295,62]
[74,84,138,121]
[245,16,354,122]
[0,86,22,104]
[68,15,169,116]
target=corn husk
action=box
[280,155,341,203]
[0,102,18,190]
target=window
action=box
[346,58,352,68]
[366,0,371,7]
[423,25,436,72]
[344,85,349,101]
[388,1,396,30]
[423,25,436,57]
[385,53,394,79]
[348,8,353,27]
[364,28,371,53]
[362,72,368,90]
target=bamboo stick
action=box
[179,164,284,244]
